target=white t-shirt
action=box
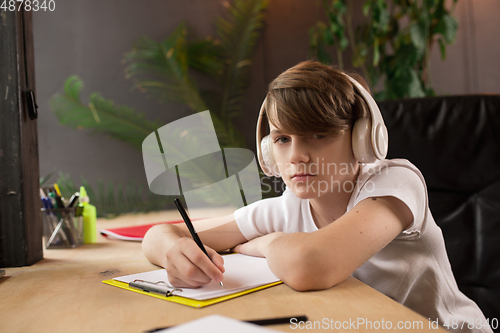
[234,159,491,333]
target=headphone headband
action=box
[342,74,388,160]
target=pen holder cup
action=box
[42,207,83,249]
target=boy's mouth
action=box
[291,173,316,181]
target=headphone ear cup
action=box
[260,135,280,177]
[352,118,377,164]
[374,123,389,159]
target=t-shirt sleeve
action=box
[234,195,287,241]
[354,165,428,238]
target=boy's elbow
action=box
[283,272,319,292]
[279,245,345,292]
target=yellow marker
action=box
[79,186,97,244]
[53,183,62,197]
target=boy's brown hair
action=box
[264,60,371,136]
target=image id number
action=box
[1,0,55,11]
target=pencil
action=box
[174,198,224,288]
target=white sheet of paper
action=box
[156,315,280,332]
[114,253,280,300]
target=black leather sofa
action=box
[378,94,500,325]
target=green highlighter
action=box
[79,186,97,244]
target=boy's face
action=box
[268,123,358,199]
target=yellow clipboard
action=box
[103,279,282,308]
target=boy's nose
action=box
[289,140,310,164]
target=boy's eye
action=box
[273,136,290,144]
[311,134,327,139]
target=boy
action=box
[142,61,490,333]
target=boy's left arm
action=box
[236,196,413,291]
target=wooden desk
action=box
[0,210,447,332]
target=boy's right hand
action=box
[165,236,225,288]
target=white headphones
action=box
[256,73,388,177]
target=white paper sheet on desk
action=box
[113,253,280,300]
[156,315,280,332]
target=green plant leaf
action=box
[124,25,208,113]
[373,38,380,66]
[50,76,161,151]
[362,1,371,16]
[352,50,365,68]
[407,68,426,98]
[123,1,264,149]
[438,37,446,60]
[376,0,390,32]
[309,22,327,47]
[325,26,335,45]
[386,66,425,99]
[216,0,268,121]
[394,43,421,68]
[339,35,349,51]
[434,13,458,44]
[311,0,460,100]
[187,38,225,79]
[51,77,244,194]
[49,1,271,210]
[410,22,426,55]
[309,0,349,64]
[309,23,334,64]
[64,75,83,101]
[425,86,436,97]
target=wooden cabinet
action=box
[0,10,42,267]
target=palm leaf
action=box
[187,37,225,78]
[123,26,246,148]
[49,1,270,210]
[51,76,246,204]
[216,0,268,121]
[124,24,208,113]
[50,76,162,150]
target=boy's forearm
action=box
[265,232,333,291]
[142,224,188,268]
[264,232,310,288]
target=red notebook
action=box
[100,220,183,241]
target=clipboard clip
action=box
[129,279,182,297]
